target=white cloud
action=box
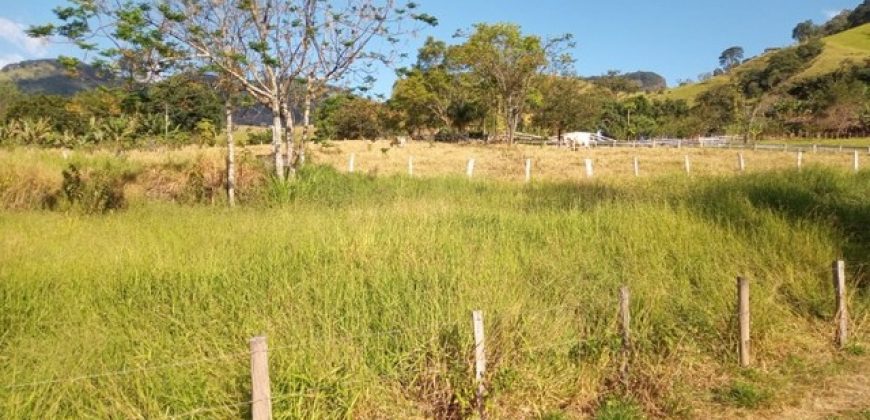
[0,16,49,57]
[823,9,847,19]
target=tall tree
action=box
[719,46,745,71]
[532,76,605,143]
[451,23,573,145]
[31,0,431,179]
[792,20,819,43]
[293,1,436,166]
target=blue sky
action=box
[0,0,860,95]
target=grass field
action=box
[1,144,869,418]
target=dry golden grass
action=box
[299,140,863,182]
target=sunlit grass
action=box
[0,159,867,417]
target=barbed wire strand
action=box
[3,350,249,390]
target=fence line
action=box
[5,260,863,417]
[3,351,249,389]
[339,147,863,183]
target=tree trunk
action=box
[507,110,519,146]
[225,100,236,207]
[300,86,313,167]
[281,102,295,175]
[271,101,285,180]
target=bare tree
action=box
[33,0,435,179]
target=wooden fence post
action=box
[250,336,272,420]
[853,151,860,173]
[813,144,818,154]
[737,152,745,173]
[472,310,486,418]
[408,156,414,176]
[684,155,691,175]
[633,157,640,177]
[797,151,803,170]
[524,158,532,183]
[833,261,848,348]
[619,286,632,351]
[466,158,475,178]
[737,277,751,367]
[584,159,594,178]
[348,153,355,173]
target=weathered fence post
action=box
[466,158,475,178]
[619,286,632,351]
[348,153,356,173]
[797,151,803,171]
[684,155,691,175]
[408,156,414,176]
[813,144,818,154]
[619,286,632,378]
[737,277,751,368]
[833,261,848,348]
[737,152,745,173]
[853,151,860,173]
[633,157,640,177]
[250,336,272,420]
[677,139,682,149]
[524,158,532,183]
[472,310,486,418]
[584,158,594,178]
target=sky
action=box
[0,0,860,95]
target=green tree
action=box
[134,73,223,134]
[389,37,489,138]
[792,20,819,43]
[693,84,743,134]
[0,81,22,122]
[719,46,745,71]
[451,23,573,145]
[532,76,606,141]
[315,95,384,141]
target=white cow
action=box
[563,131,593,148]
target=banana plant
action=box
[19,118,54,145]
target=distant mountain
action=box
[0,59,113,95]
[585,70,667,93]
[0,58,348,127]
[621,71,667,91]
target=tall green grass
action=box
[0,165,867,418]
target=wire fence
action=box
[2,259,866,417]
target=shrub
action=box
[193,119,218,147]
[60,162,137,213]
[713,381,771,409]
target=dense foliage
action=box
[0,74,223,148]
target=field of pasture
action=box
[0,142,868,418]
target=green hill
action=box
[659,23,870,104]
